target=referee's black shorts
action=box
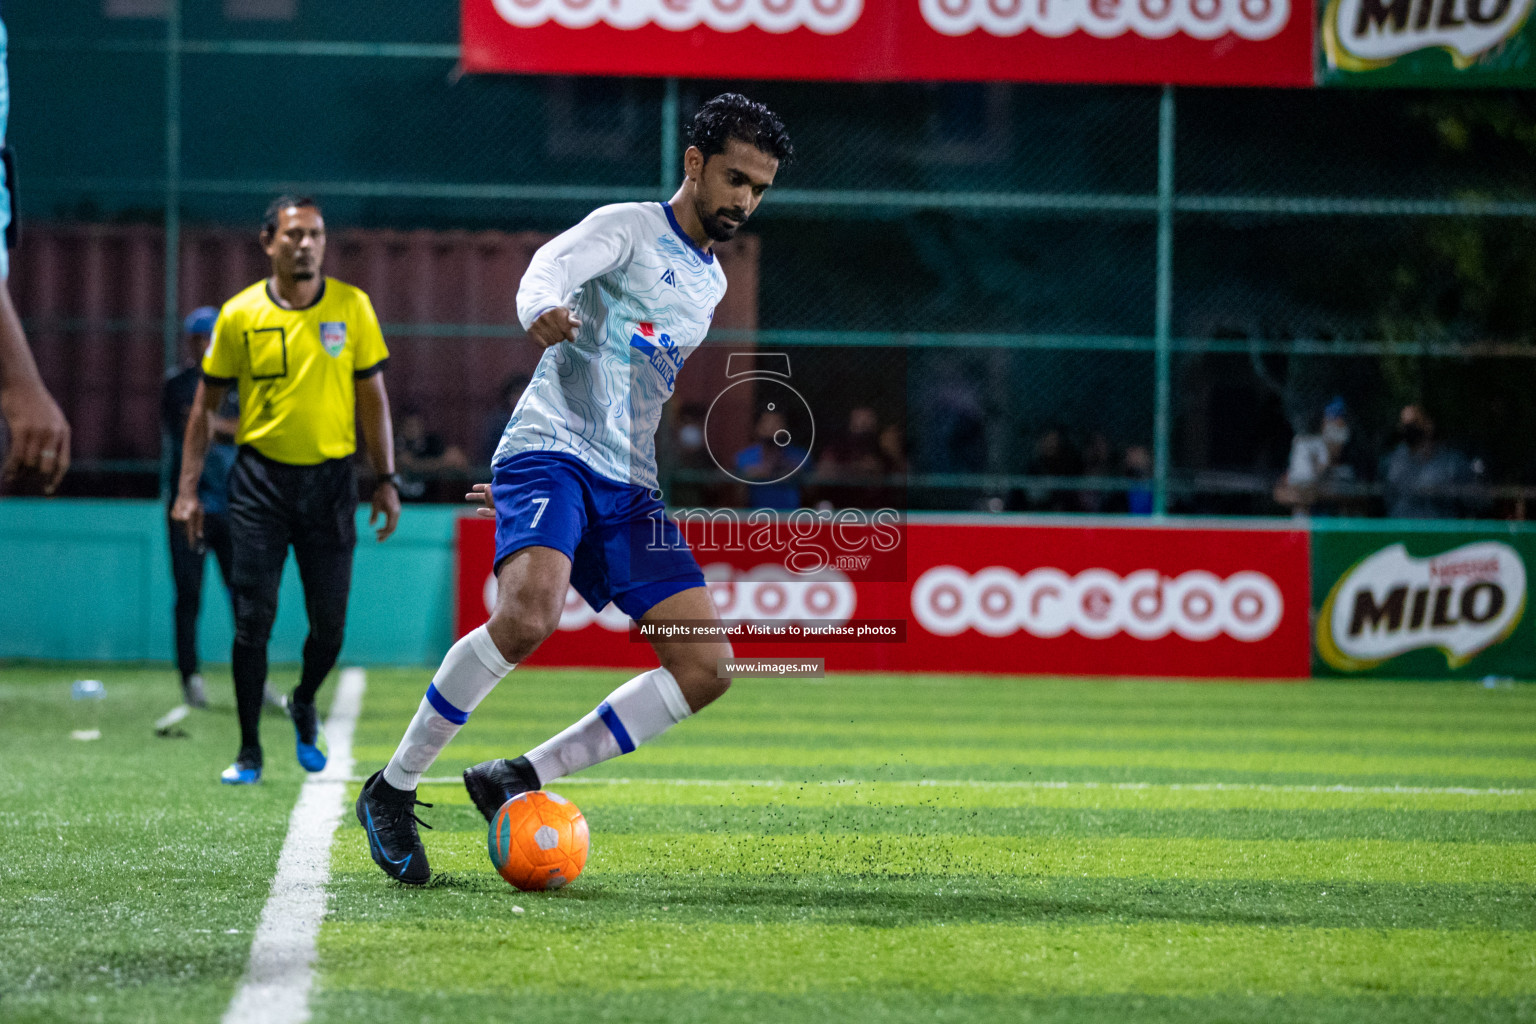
[228,445,357,590]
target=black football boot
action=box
[355,770,433,885]
[462,756,541,822]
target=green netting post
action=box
[160,0,183,498]
[660,78,678,193]
[1153,85,1175,516]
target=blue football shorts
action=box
[491,450,706,621]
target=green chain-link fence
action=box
[11,3,1536,515]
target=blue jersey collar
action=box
[662,203,715,265]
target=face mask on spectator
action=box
[1322,422,1350,447]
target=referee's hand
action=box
[371,480,401,542]
[171,491,203,549]
[528,307,581,349]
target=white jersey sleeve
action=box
[517,205,637,331]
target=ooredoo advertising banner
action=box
[456,518,1314,677]
[1312,530,1534,678]
[462,0,1317,86]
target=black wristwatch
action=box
[377,472,402,491]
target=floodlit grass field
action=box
[3,663,1535,1023]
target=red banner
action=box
[461,0,1313,86]
[456,517,1312,677]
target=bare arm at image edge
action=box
[0,280,70,493]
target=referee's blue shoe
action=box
[289,699,328,773]
[220,749,262,785]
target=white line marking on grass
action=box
[224,667,365,1024]
[370,776,1531,797]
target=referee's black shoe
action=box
[463,756,541,822]
[356,771,432,885]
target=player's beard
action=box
[697,203,745,243]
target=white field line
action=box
[368,775,1531,798]
[224,667,366,1024]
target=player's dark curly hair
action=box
[261,194,321,238]
[688,93,794,166]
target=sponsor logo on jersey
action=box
[491,0,862,34]
[910,565,1285,642]
[1317,541,1527,671]
[320,321,347,357]
[661,267,676,288]
[920,0,1291,40]
[1323,0,1532,70]
[628,322,685,391]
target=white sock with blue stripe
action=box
[381,625,515,792]
[525,667,692,786]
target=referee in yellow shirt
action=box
[173,195,401,785]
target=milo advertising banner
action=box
[1313,529,1534,678]
[1320,0,1536,84]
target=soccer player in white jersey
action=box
[358,94,793,884]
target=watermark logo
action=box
[1323,0,1533,70]
[703,352,815,488]
[920,0,1290,40]
[911,565,1284,642]
[661,507,904,579]
[487,562,861,633]
[1317,541,1526,671]
[492,0,863,34]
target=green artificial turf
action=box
[3,663,1534,1023]
[0,662,308,1024]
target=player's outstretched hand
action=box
[528,307,581,349]
[466,482,495,520]
[371,480,401,542]
[0,379,71,494]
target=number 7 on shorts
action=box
[529,496,549,528]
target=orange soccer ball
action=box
[487,791,589,891]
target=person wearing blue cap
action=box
[162,307,240,708]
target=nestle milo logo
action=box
[1323,0,1534,69]
[1318,541,1526,671]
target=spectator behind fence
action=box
[1011,425,1082,512]
[1381,404,1485,519]
[162,307,238,709]
[664,401,714,507]
[917,364,985,474]
[478,373,529,468]
[820,406,884,476]
[1102,444,1154,515]
[396,407,468,500]
[1077,430,1114,513]
[1273,397,1363,517]
[815,406,905,508]
[735,406,811,509]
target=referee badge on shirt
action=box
[320,322,347,357]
